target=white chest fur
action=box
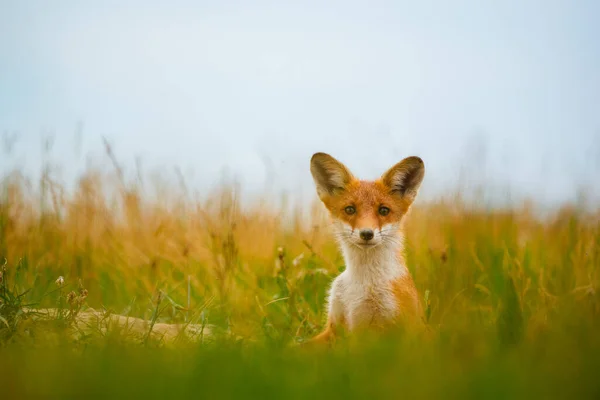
[326,245,406,331]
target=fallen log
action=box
[23,307,213,346]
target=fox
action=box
[305,152,425,346]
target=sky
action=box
[1,0,599,208]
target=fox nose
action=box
[359,229,374,241]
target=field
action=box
[1,160,599,399]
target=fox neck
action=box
[339,236,407,282]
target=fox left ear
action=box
[381,156,425,203]
[310,152,354,199]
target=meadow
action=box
[0,153,599,399]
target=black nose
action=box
[359,229,374,241]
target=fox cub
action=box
[307,152,425,346]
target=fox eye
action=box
[344,206,356,215]
[378,206,390,216]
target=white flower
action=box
[55,276,64,287]
[292,253,305,267]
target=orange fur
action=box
[391,273,423,324]
[320,179,413,231]
[305,321,337,347]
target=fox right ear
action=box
[310,153,354,198]
[381,156,425,203]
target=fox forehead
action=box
[338,179,390,207]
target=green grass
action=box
[2,327,600,399]
[0,166,599,399]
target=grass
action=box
[0,157,599,399]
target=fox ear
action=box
[310,153,354,198]
[381,156,425,202]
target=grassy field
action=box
[0,164,599,399]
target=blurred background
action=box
[1,0,599,208]
[1,6,600,396]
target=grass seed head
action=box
[66,291,77,305]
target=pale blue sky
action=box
[1,1,599,207]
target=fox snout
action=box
[359,229,374,241]
[332,221,396,248]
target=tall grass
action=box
[0,152,599,398]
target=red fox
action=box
[306,152,425,346]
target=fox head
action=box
[310,152,424,250]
